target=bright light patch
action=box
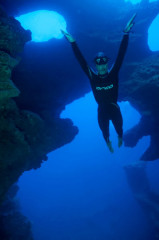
[125,0,158,3]
[125,0,141,4]
[16,10,67,42]
[148,14,159,51]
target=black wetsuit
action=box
[71,34,129,142]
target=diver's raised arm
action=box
[61,29,92,79]
[112,13,136,73]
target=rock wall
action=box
[0,6,29,100]
[124,162,159,238]
[121,53,159,160]
[0,6,78,204]
[0,184,33,240]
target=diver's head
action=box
[94,52,109,75]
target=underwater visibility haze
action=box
[18,97,152,240]
[0,0,159,239]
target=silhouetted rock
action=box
[0,6,31,101]
[121,55,159,160]
[0,6,78,204]
[124,162,159,238]
[0,184,33,240]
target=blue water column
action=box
[16,10,67,42]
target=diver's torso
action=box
[90,70,119,106]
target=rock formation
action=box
[124,162,159,239]
[0,184,33,240]
[0,7,29,100]
[121,54,159,160]
[0,6,78,237]
[0,6,78,204]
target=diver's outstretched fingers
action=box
[61,29,65,34]
[124,13,137,33]
[61,29,75,43]
[61,29,69,36]
[129,13,137,25]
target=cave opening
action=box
[15,10,67,42]
[148,14,159,51]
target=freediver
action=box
[61,14,136,153]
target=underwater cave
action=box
[0,0,159,239]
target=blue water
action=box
[15,0,159,239]
[17,93,153,240]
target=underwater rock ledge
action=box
[121,54,159,161]
[0,6,78,204]
[124,162,159,238]
[0,6,30,100]
[0,184,33,240]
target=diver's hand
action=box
[123,13,137,34]
[61,30,76,42]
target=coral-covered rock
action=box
[0,6,78,204]
[121,55,159,160]
[0,184,33,240]
[124,162,159,235]
[0,99,78,203]
[0,7,31,56]
[0,6,31,101]
[0,51,20,99]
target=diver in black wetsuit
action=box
[61,14,136,153]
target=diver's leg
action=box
[111,104,123,147]
[97,107,114,153]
